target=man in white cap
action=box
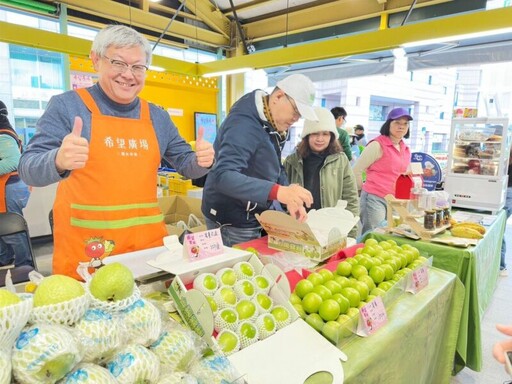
[202,73,318,246]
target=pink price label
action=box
[410,265,429,293]
[359,296,387,336]
[184,228,224,261]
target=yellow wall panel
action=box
[69,57,218,142]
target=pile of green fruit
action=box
[0,262,239,384]
[290,239,427,345]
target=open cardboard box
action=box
[158,245,346,383]
[157,195,206,236]
[256,202,359,262]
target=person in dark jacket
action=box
[0,101,32,267]
[202,74,318,246]
[331,106,352,161]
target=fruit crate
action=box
[158,171,194,196]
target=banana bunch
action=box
[450,222,486,239]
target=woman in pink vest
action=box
[353,108,412,234]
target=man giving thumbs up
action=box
[18,25,214,279]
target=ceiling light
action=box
[202,67,253,78]
[148,65,165,72]
[402,27,512,47]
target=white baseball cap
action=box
[277,74,318,121]
[301,107,339,139]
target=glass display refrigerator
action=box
[444,117,510,214]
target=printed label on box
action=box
[357,296,387,336]
[184,229,223,260]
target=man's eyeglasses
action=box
[103,56,148,76]
[285,94,301,119]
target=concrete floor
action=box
[31,219,512,383]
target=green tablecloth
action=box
[364,209,507,372]
[342,267,464,384]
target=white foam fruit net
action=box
[11,323,83,384]
[120,298,163,347]
[236,321,259,350]
[29,293,89,326]
[105,343,160,383]
[74,308,126,364]
[214,309,239,333]
[0,293,32,348]
[0,347,12,384]
[87,284,141,313]
[63,362,119,384]
[149,326,199,372]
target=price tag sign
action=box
[357,296,387,336]
[406,265,429,294]
[184,229,224,261]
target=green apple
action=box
[306,272,324,286]
[89,263,133,302]
[370,287,386,296]
[351,281,369,301]
[253,275,271,292]
[216,330,239,354]
[206,296,218,313]
[293,303,307,319]
[289,293,302,305]
[301,292,323,314]
[357,275,376,291]
[317,269,334,282]
[331,293,350,315]
[305,313,325,332]
[271,305,291,325]
[318,299,341,322]
[218,308,238,324]
[293,279,314,299]
[256,314,277,339]
[364,238,379,247]
[345,257,358,266]
[214,287,237,307]
[380,264,395,281]
[255,293,273,312]
[350,265,368,279]
[340,287,361,307]
[312,285,332,301]
[322,320,342,344]
[234,261,255,279]
[234,280,256,299]
[216,268,237,287]
[323,280,342,295]
[236,299,256,320]
[335,261,352,277]
[369,266,385,284]
[334,276,351,288]
[237,321,259,348]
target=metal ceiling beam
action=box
[244,0,451,41]
[0,20,199,75]
[54,0,228,48]
[177,0,230,37]
[197,6,512,75]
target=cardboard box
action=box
[158,247,346,383]
[256,203,359,262]
[157,196,206,236]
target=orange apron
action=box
[0,128,22,213]
[53,89,167,279]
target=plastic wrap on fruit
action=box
[60,362,118,383]
[0,289,32,348]
[149,318,207,373]
[104,343,160,383]
[189,353,242,384]
[120,298,163,347]
[11,323,84,384]
[74,308,127,364]
[0,347,12,384]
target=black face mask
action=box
[356,133,364,140]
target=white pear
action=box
[12,323,82,384]
[105,344,160,384]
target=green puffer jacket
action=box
[284,152,360,238]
